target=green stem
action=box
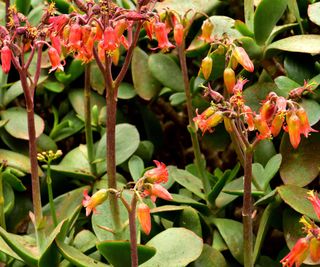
[46,162,58,227]
[288,0,304,34]
[0,169,6,230]
[84,63,97,176]
[243,147,253,267]
[244,0,254,31]
[178,45,211,197]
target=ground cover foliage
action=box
[0,0,320,267]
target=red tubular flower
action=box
[1,45,11,74]
[49,14,69,33]
[280,238,309,267]
[224,68,236,94]
[271,112,285,137]
[143,20,154,40]
[254,115,271,140]
[310,237,320,262]
[68,23,82,50]
[137,203,151,235]
[232,77,248,94]
[48,47,64,73]
[233,46,254,72]
[287,111,301,149]
[174,23,184,46]
[103,26,119,53]
[199,19,214,43]
[243,105,255,131]
[145,160,169,184]
[82,189,108,216]
[296,108,317,138]
[307,191,320,220]
[154,22,174,51]
[194,110,224,135]
[50,33,61,56]
[145,184,173,203]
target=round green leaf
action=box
[177,207,202,237]
[308,3,320,27]
[266,35,320,55]
[254,0,288,45]
[96,124,140,174]
[73,230,98,253]
[212,218,244,264]
[280,133,320,186]
[148,54,184,92]
[118,83,137,100]
[68,89,105,120]
[128,155,144,182]
[191,244,227,267]
[131,47,161,100]
[0,149,43,175]
[42,80,64,93]
[141,228,203,267]
[1,107,44,140]
[97,241,156,267]
[278,185,319,221]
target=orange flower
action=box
[82,189,108,216]
[286,111,301,149]
[174,23,184,46]
[68,23,82,51]
[48,47,64,73]
[260,100,276,123]
[144,160,169,184]
[193,109,223,135]
[296,108,317,138]
[154,22,174,51]
[243,105,255,131]
[223,68,236,94]
[199,19,214,43]
[310,237,320,262]
[232,46,254,72]
[271,112,285,137]
[254,115,271,140]
[280,238,309,267]
[200,56,213,80]
[137,203,151,235]
[144,184,173,203]
[1,45,11,74]
[103,26,119,53]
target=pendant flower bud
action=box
[307,191,320,220]
[254,115,271,140]
[144,160,168,184]
[48,47,64,73]
[200,56,213,80]
[143,20,154,40]
[174,23,184,46]
[50,33,61,56]
[310,237,320,262]
[232,47,254,72]
[154,22,174,51]
[260,100,276,123]
[280,238,309,267]
[224,68,236,94]
[199,19,214,43]
[1,45,12,74]
[287,111,301,149]
[82,189,108,216]
[194,110,224,134]
[271,113,285,137]
[137,203,151,235]
[233,77,248,94]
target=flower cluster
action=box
[194,79,316,149]
[280,191,320,267]
[81,160,171,235]
[136,160,172,235]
